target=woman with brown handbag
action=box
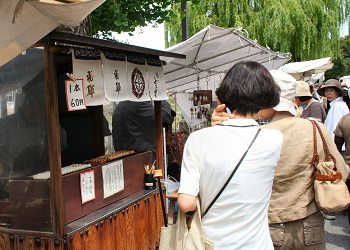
[211,70,350,249]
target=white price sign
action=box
[80,170,95,204]
[102,160,124,198]
[65,79,87,111]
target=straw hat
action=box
[317,79,347,97]
[269,70,299,116]
[295,81,312,97]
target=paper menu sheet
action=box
[80,170,95,203]
[102,160,124,198]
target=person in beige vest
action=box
[211,70,350,250]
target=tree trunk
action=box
[55,15,92,36]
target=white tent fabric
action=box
[278,57,333,80]
[161,25,290,127]
[0,0,105,67]
[162,25,291,92]
[304,73,326,84]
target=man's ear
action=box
[216,98,222,105]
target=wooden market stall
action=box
[0,31,184,250]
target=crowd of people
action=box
[109,61,350,249]
[176,61,350,250]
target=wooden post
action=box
[44,44,64,238]
[154,101,164,173]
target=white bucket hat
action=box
[269,70,298,116]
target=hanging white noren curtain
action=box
[102,52,129,102]
[147,59,168,101]
[72,49,106,106]
[126,59,151,102]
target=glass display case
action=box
[0,48,53,232]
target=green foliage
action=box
[165,0,350,61]
[325,35,350,79]
[90,0,181,35]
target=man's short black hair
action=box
[215,61,280,115]
[297,96,312,102]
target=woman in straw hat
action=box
[211,71,350,250]
[317,79,349,138]
[294,80,326,123]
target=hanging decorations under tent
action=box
[71,48,168,108]
[169,72,219,128]
[173,89,214,128]
[191,90,212,121]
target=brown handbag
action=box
[311,120,350,212]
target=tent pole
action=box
[174,93,177,131]
[181,0,188,42]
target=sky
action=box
[112,23,165,50]
[341,21,349,37]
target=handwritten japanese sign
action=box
[80,170,95,204]
[65,79,87,111]
[102,160,124,198]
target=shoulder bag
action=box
[159,128,261,250]
[311,120,350,212]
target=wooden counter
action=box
[65,189,164,250]
[0,189,164,250]
[0,152,164,249]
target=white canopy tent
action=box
[162,25,291,93]
[161,25,291,127]
[0,0,105,67]
[278,57,333,81]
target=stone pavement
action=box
[325,214,350,249]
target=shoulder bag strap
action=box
[202,128,261,218]
[311,120,337,168]
[311,120,319,166]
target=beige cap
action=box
[295,81,312,97]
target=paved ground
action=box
[325,214,350,249]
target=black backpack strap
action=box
[202,128,261,218]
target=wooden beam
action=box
[43,31,186,59]
[44,44,65,237]
[154,101,164,174]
